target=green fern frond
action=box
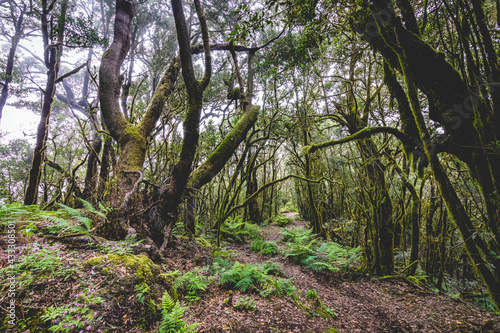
[234,276,253,292]
[57,203,83,218]
[161,291,175,311]
[307,261,338,272]
[79,198,108,219]
[159,292,199,333]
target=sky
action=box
[0,105,38,143]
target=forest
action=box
[1,0,500,331]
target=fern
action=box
[161,290,176,310]
[79,198,110,219]
[273,215,293,226]
[281,227,315,243]
[221,217,263,243]
[306,261,339,273]
[219,261,266,292]
[0,204,39,232]
[158,291,199,333]
[174,267,212,294]
[43,203,93,236]
[281,227,360,272]
[251,240,278,255]
[282,241,316,262]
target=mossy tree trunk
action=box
[150,0,211,249]
[245,148,263,224]
[24,0,68,205]
[351,0,500,310]
[100,0,260,242]
[345,44,394,275]
[152,5,263,248]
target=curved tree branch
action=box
[305,126,411,154]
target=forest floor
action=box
[1,212,500,332]
[189,213,500,332]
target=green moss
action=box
[82,256,104,266]
[119,125,147,170]
[322,328,339,333]
[82,253,155,282]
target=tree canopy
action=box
[1,0,500,325]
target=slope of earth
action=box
[1,211,499,332]
[191,213,500,333]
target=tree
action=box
[0,0,27,123]
[24,0,70,205]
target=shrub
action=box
[281,227,360,272]
[220,217,262,243]
[250,240,278,255]
[273,215,293,227]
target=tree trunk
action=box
[24,0,68,205]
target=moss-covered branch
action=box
[194,0,211,90]
[304,126,410,154]
[188,105,259,190]
[138,57,180,136]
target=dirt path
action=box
[194,213,500,332]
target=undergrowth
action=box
[0,243,76,291]
[281,227,360,273]
[158,290,199,333]
[250,239,278,255]
[273,215,293,227]
[220,217,262,243]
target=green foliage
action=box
[261,276,296,298]
[281,200,298,213]
[39,203,91,237]
[0,203,39,232]
[250,239,278,255]
[250,239,265,252]
[313,242,361,270]
[135,282,151,305]
[233,296,257,312]
[281,228,360,272]
[221,217,263,243]
[63,6,108,47]
[0,243,76,290]
[211,247,239,260]
[273,215,293,227]
[40,288,104,332]
[97,234,144,255]
[158,291,199,333]
[210,255,234,274]
[260,260,282,276]
[174,267,213,298]
[34,199,111,238]
[20,221,37,243]
[488,140,500,152]
[218,261,269,293]
[306,289,318,299]
[281,227,318,262]
[0,138,32,203]
[214,259,293,297]
[281,227,315,243]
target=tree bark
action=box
[24,0,68,205]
